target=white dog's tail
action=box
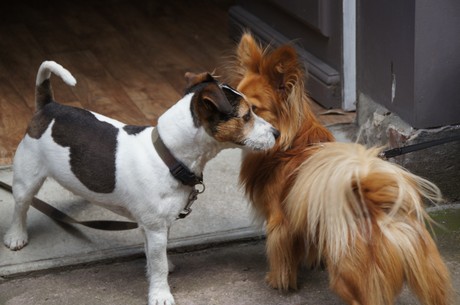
[35,60,77,110]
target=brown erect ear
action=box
[262,45,301,92]
[184,72,215,88]
[237,32,263,73]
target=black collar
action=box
[151,128,203,187]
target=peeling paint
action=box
[391,73,396,103]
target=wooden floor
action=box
[0,0,353,165]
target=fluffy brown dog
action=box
[228,33,452,305]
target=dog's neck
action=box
[156,93,225,176]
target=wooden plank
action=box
[164,0,234,60]
[0,24,82,109]
[0,24,46,109]
[0,0,266,165]
[96,2,208,87]
[0,1,45,26]
[62,5,181,124]
[141,2,234,85]
[26,14,81,55]
[50,51,149,126]
[0,62,34,165]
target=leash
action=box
[379,134,460,160]
[0,180,138,230]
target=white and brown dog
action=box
[3,61,279,305]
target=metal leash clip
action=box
[177,182,206,219]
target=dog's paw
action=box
[3,228,28,251]
[265,272,292,291]
[149,291,175,305]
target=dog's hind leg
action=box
[327,238,405,305]
[405,227,452,305]
[3,142,46,250]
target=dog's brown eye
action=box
[251,105,258,112]
[243,111,251,122]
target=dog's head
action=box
[186,72,279,151]
[229,33,312,150]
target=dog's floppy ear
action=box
[185,71,215,88]
[262,45,301,93]
[200,85,233,115]
[185,72,232,114]
[237,32,263,73]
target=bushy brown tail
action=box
[286,142,452,305]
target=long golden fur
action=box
[228,32,452,305]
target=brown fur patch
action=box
[35,79,54,111]
[30,101,118,193]
[213,100,252,143]
[27,111,53,139]
[27,79,55,139]
[190,78,255,145]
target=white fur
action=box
[4,62,277,305]
[244,114,277,151]
[36,61,76,86]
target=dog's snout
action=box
[272,128,280,140]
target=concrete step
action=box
[0,149,263,277]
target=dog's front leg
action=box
[144,225,175,305]
[167,227,175,273]
[265,212,302,291]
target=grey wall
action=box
[357,0,460,128]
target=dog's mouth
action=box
[232,139,268,151]
[240,135,277,151]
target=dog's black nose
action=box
[272,128,280,139]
